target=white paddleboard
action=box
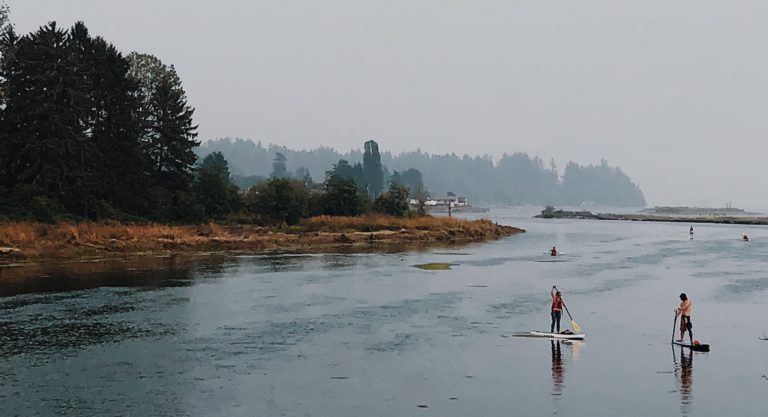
[526,331,585,340]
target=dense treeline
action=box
[0,16,202,221]
[0,7,644,226]
[198,138,646,207]
[0,12,415,224]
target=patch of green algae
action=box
[414,262,452,270]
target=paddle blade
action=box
[572,320,581,333]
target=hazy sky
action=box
[8,1,768,208]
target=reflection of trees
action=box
[673,346,694,416]
[0,256,210,358]
[551,340,564,395]
[0,255,213,297]
[0,263,201,415]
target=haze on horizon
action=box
[8,0,768,209]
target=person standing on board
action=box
[689,226,694,239]
[551,286,564,333]
[676,293,693,344]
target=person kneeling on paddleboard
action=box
[551,287,563,333]
[676,293,693,345]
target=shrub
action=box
[373,183,410,217]
[321,174,365,216]
[246,178,309,225]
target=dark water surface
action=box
[1,208,767,416]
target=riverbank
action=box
[536,207,768,225]
[0,215,524,264]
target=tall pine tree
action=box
[363,140,383,197]
[1,22,96,216]
[128,52,200,220]
[0,26,19,193]
[70,22,145,215]
[195,151,238,218]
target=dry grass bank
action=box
[0,216,524,263]
[304,214,506,234]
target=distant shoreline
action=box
[425,205,490,214]
[0,216,524,266]
[536,208,768,225]
[640,206,755,216]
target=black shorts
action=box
[680,315,692,330]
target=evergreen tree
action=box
[0,22,97,216]
[399,168,425,199]
[128,52,198,193]
[374,183,410,217]
[271,152,289,178]
[295,166,313,187]
[363,140,384,197]
[195,151,238,218]
[322,173,365,216]
[0,2,11,106]
[246,178,309,225]
[389,170,402,186]
[0,2,9,32]
[71,22,145,214]
[330,159,366,191]
[0,25,18,191]
[127,53,200,220]
[149,72,199,191]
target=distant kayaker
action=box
[742,234,749,241]
[550,246,558,256]
[675,293,694,345]
[551,286,563,333]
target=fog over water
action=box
[2,208,768,416]
[8,0,768,207]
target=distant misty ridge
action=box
[197,138,646,207]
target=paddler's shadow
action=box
[551,340,564,395]
[672,346,694,415]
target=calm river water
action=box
[1,207,767,416]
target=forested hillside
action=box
[0,5,644,224]
[198,138,646,207]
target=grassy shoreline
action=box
[0,215,524,265]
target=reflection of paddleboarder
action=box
[673,345,694,414]
[551,340,564,395]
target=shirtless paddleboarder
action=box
[675,293,693,345]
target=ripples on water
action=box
[2,210,768,416]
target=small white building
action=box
[422,193,468,207]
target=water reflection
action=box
[0,255,210,297]
[551,340,564,395]
[672,346,694,415]
[0,286,184,358]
